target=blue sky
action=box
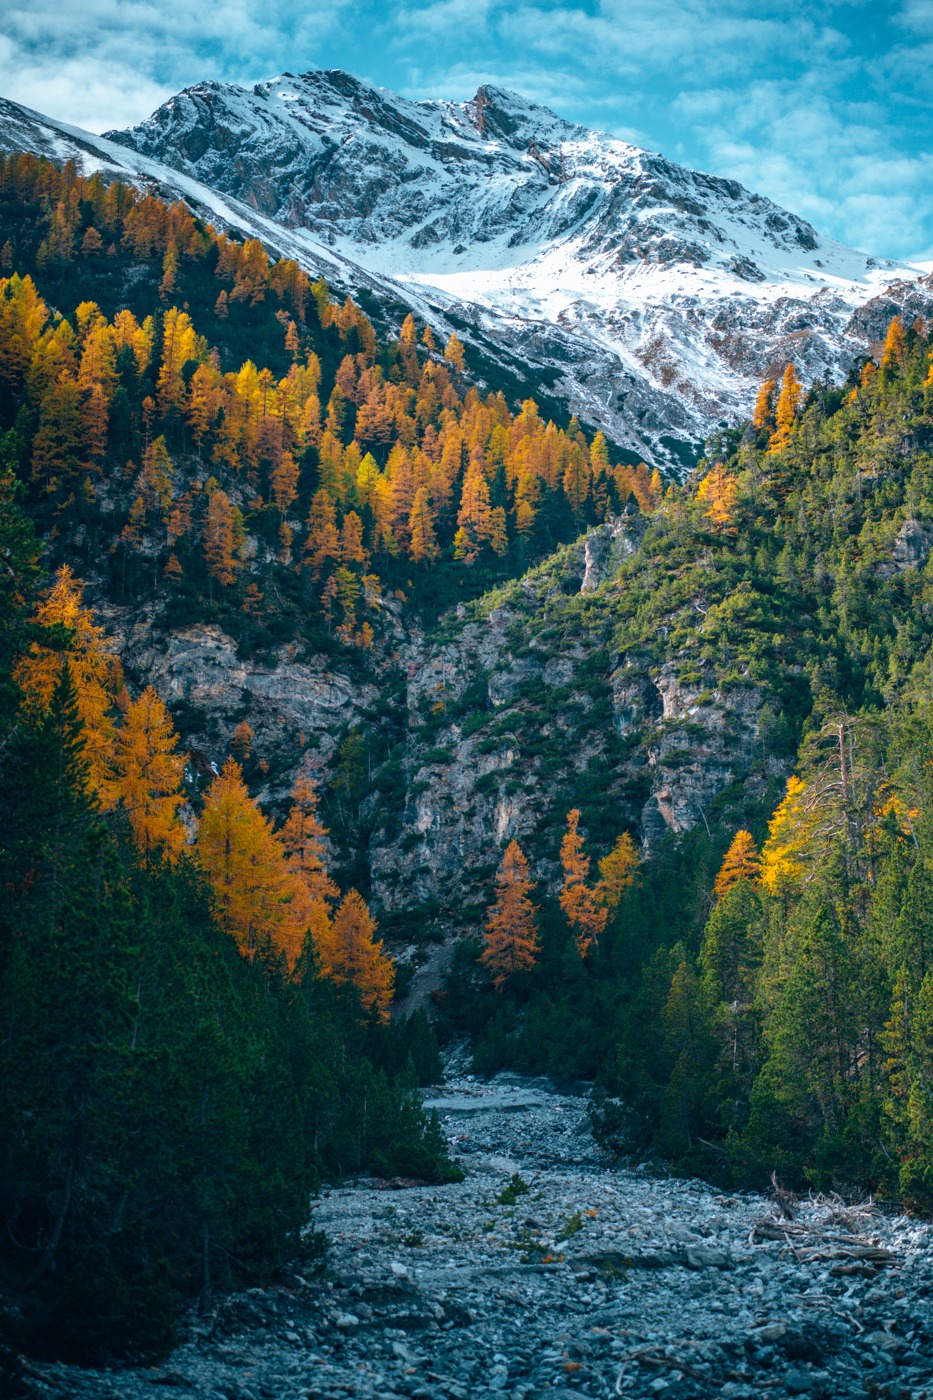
[1,0,931,262]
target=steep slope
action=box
[106,69,933,468]
[0,95,426,331]
[368,517,771,925]
[0,94,678,455]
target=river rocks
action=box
[25,1070,933,1400]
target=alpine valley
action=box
[4,66,933,1400]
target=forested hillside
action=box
[0,153,656,651]
[0,154,473,1368]
[450,318,933,1212]
[5,145,933,1376]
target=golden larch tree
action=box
[408,486,439,562]
[280,774,340,908]
[881,315,907,373]
[271,450,300,515]
[714,829,761,899]
[444,333,466,376]
[278,774,339,974]
[454,462,495,563]
[202,483,245,587]
[112,685,187,860]
[195,758,308,967]
[15,565,122,802]
[157,307,200,414]
[696,463,738,532]
[768,364,803,453]
[303,488,340,579]
[759,776,820,894]
[597,832,640,914]
[327,889,395,1020]
[559,809,608,957]
[481,840,539,990]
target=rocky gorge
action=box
[21,1065,933,1400]
[94,511,779,932]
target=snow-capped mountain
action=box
[2,72,931,469]
[101,71,933,465]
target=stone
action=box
[783,1369,814,1395]
[24,1067,933,1400]
[749,1322,787,1343]
[685,1245,732,1270]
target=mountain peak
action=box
[14,67,923,472]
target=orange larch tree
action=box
[768,363,803,453]
[714,829,761,900]
[202,482,245,587]
[279,774,340,907]
[195,757,308,967]
[326,889,395,1020]
[881,315,907,375]
[408,486,439,562]
[481,840,539,990]
[15,565,122,802]
[444,333,466,376]
[559,808,608,957]
[112,685,187,860]
[271,449,300,515]
[696,463,738,532]
[597,832,640,915]
[752,378,777,433]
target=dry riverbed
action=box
[22,1070,933,1399]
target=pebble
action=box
[19,1061,933,1399]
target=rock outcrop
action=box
[367,519,777,921]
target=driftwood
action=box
[749,1194,895,1270]
[614,1342,709,1393]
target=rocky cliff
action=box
[365,516,778,924]
[83,509,779,932]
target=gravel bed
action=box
[21,1070,933,1399]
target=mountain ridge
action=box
[102,67,933,467]
[4,74,933,469]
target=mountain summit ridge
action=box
[101,68,933,465]
[2,71,932,467]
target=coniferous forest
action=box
[6,148,933,1373]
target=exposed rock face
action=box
[639,663,762,847]
[581,515,638,591]
[367,521,776,920]
[892,517,933,573]
[101,604,382,806]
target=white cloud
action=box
[0,0,352,129]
